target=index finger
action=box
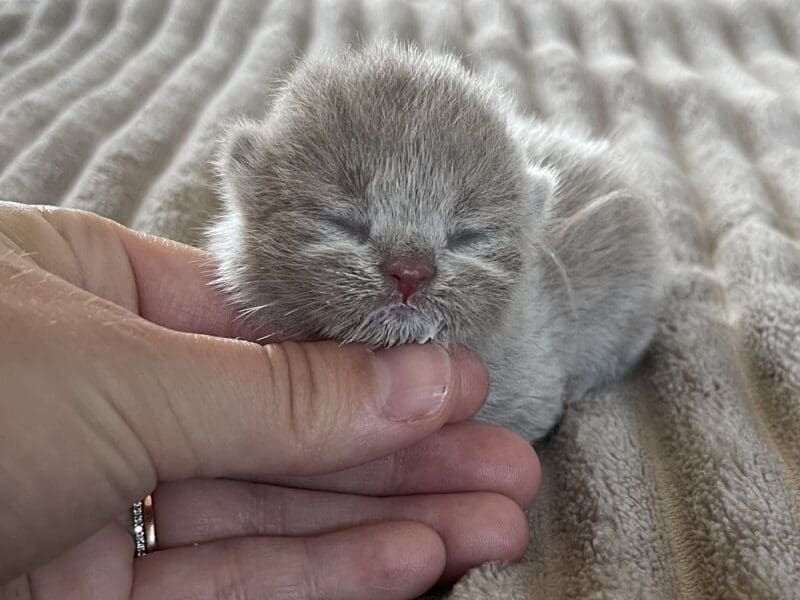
[117,225,262,339]
[0,202,262,340]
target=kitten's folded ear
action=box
[217,120,269,208]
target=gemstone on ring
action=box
[131,500,147,557]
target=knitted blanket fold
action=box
[2,1,799,598]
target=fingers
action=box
[272,421,540,507]
[154,480,529,582]
[133,523,446,600]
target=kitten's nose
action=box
[385,256,436,302]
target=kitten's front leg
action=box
[472,272,574,442]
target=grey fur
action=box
[208,42,666,441]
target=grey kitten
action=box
[208,42,666,441]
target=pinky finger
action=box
[132,522,446,600]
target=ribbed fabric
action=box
[2,1,799,598]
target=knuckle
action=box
[387,449,408,492]
[263,342,337,461]
[298,538,325,599]
[210,539,251,600]
[208,539,326,600]
[245,481,285,536]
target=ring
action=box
[130,494,157,557]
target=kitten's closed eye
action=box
[447,228,488,250]
[323,215,370,243]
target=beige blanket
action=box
[2,0,800,597]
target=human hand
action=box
[0,203,539,599]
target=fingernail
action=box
[373,345,450,421]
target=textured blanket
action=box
[2,0,800,598]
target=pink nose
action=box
[386,256,436,302]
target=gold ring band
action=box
[131,494,157,557]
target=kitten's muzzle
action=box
[384,255,436,303]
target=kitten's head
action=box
[211,43,544,347]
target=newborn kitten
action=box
[208,42,665,441]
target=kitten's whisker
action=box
[256,331,282,343]
[238,303,274,318]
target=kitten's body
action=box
[209,43,665,440]
[473,121,665,437]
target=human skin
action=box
[0,202,540,599]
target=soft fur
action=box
[208,42,666,440]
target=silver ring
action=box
[130,494,157,557]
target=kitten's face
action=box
[213,45,538,347]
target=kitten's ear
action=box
[217,120,269,208]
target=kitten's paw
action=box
[475,392,566,443]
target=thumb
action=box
[131,332,487,481]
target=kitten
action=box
[208,42,666,441]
